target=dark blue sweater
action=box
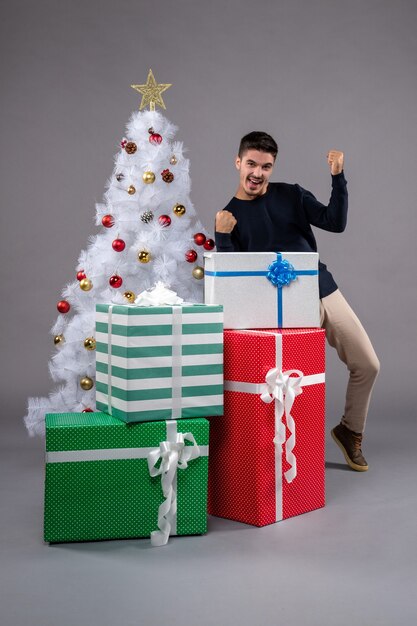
[214,172,348,298]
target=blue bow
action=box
[266,257,297,287]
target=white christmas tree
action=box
[25,70,214,436]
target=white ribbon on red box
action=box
[224,330,325,521]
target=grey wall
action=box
[1,0,416,428]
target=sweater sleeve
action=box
[299,171,348,233]
[215,231,237,251]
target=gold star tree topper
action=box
[131,69,172,111]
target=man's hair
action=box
[238,131,278,160]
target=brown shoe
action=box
[331,423,369,472]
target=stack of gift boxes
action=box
[44,252,326,546]
[44,285,223,547]
[204,251,326,527]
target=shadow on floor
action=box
[325,461,351,471]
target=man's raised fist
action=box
[327,150,344,175]
[215,210,237,233]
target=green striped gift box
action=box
[44,413,209,543]
[95,303,224,423]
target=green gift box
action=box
[44,413,209,545]
[95,303,223,423]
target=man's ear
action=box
[235,156,241,170]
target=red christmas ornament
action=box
[112,238,126,252]
[203,238,215,251]
[185,249,198,263]
[193,232,206,246]
[102,214,114,228]
[76,270,86,281]
[120,139,127,148]
[149,128,163,145]
[82,408,93,413]
[57,300,70,314]
[109,274,123,288]
[158,214,171,227]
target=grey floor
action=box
[1,408,416,626]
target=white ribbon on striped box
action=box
[224,330,325,522]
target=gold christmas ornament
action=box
[192,266,204,280]
[80,376,94,391]
[79,278,93,291]
[127,185,136,195]
[125,141,137,155]
[138,250,151,263]
[170,155,178,165]
[131,69,172,111]
[53,334,64,346]
[173,203,186,216]
[142,171,155,184]
[83,337,96,351]
[124,290,136,302]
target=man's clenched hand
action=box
[215,210,237,233]
[327,150,344,175]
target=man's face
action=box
[235,149,275,199]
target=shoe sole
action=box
[331,428,369,472]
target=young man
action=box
[215,131,380,471]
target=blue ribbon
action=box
[205,253,318,326]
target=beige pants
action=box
[320,289,380,434]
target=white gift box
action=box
[204,252,320,329]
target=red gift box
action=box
[208,328,325,526]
